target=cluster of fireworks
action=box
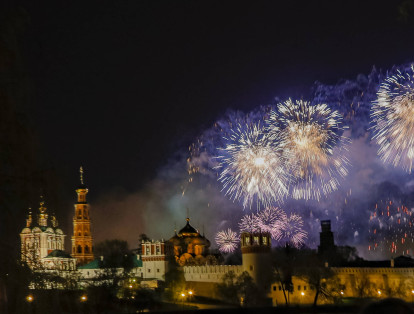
[216,207,307,253]
[216,99,350,207]
[215,228,239,253]
[368,199,414,257]
[190,62,414,254]
[371,65,414,173]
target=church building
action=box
[71,167,94,265]
[168,217,211,265]
[20,196,76,271]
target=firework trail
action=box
[239,213,261,233]
[368,199,414,257]
[256,207,287,240]
[215,228,239,253]
[216,122,289,209]
[280,213,308,248]
[268,99,350,200]
[371,65,414,173]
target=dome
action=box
[21,227,32,234]
[177,218,199,236]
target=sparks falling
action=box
[216,122,289,209]
[371,65,414,173]
[215,228,239,253]
[280,213,308,248]
[256,207,287,240]
[268,99,350,200]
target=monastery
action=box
[19,170,414,305]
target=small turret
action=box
[26,209,32,228]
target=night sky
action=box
[5,1,414,256]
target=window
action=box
[156,246,160,254]
[279,286,282,291]
[273,286,276,291]
[298,285,301,291]
[85,246,89,253]
[304,286,307,291]
[157,269,160,273]
[77,245,82,253]
[250,265,254,271]
[148,269,151,272]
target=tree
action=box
[163,256,185,301]
[216,271,263,306]
[94,239,134,271]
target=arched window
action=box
[77,245,82,253]
[85,245,89,253]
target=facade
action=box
[78,238,172,285]
[20,197,76,271]
[71,167,94,265]
[168,217,211,265]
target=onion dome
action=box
[177,218,199,237]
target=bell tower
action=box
[71,167,94,265]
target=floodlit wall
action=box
[183,265,243,283]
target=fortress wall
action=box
[183,265,243,283]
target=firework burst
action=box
[239,213,261,234]
[280,213,308,248]
[216,122,289,209]
[268,99,350,200]
[368,199,414,257]
[215,228,239,253]
[371,65,414,173]
[256,207,287,240]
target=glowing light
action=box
[268,99,350,200]
[81,295,87,302]
[215,228,239,253]
[256,207,288,240]
[181,293,186,297]
[239,213,261,234]
[26,295,34,302]
[217,122,289,209]
[301,292,305,296]
[188,290,193,295]
[371,65,414,173]
[280,213,308,248]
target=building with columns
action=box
[71,167,94,265]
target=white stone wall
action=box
[183,265,243,283]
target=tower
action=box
[318,220,336,255]
[241,232,272,294]
[71,167,94,265]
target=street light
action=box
[80,295,87,302]
[26,295,34,302]
[377,290,382,296]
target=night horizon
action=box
[4,2,414,312]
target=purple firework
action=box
[215,228,239,253]
[239,214,261,233]
[280,213,308,248]
[257,207,288,240]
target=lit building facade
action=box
[20,196,76,271]
[71,167,94,265]
[168,217,211,265]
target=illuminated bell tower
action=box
[71,167,94,265]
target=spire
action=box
[80,166,84,185]
[38,196,48,227]
[26,208,32,228]
[186,207,189,221]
